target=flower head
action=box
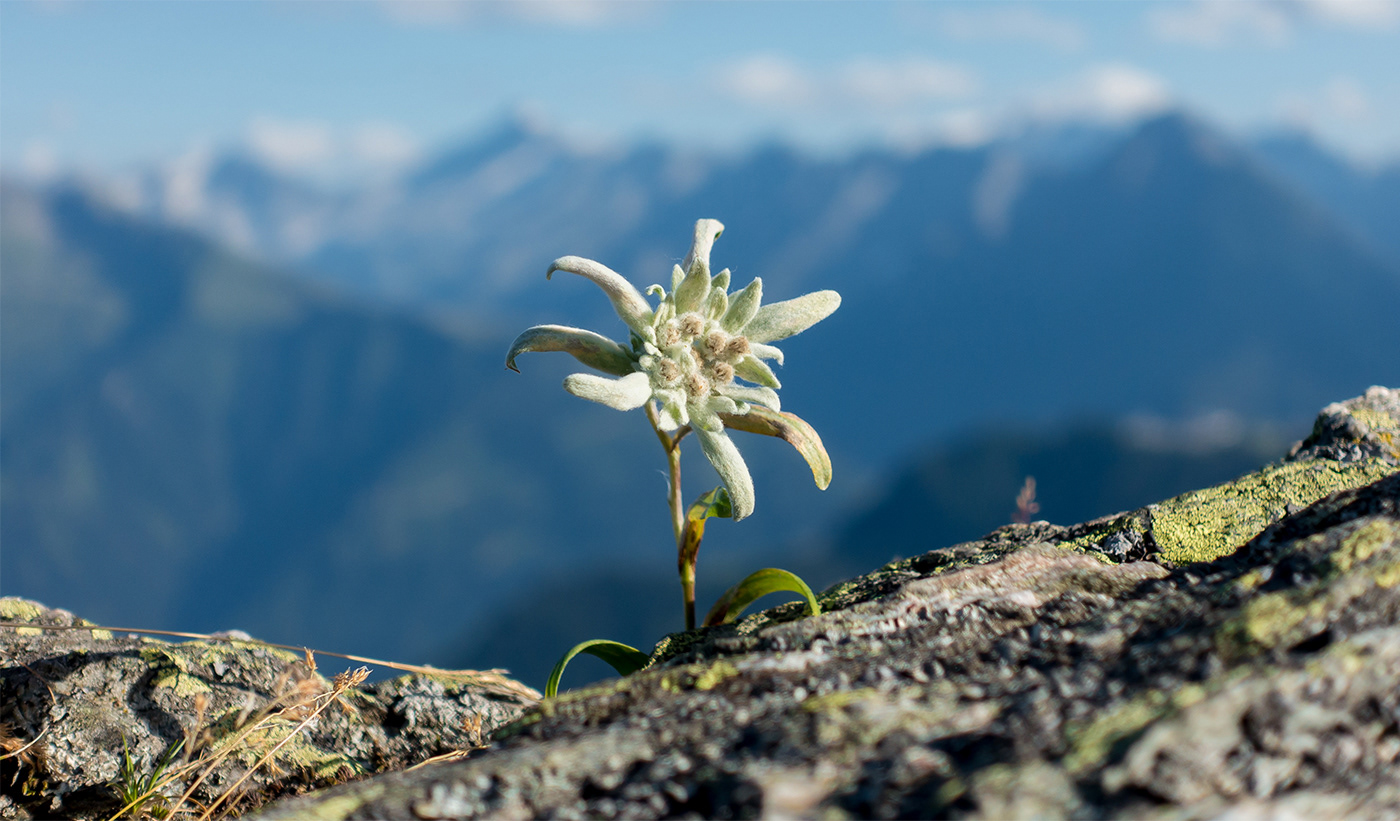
[506,219,840,520]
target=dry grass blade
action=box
[0,724,46,763]
[0,621,540,701]
[197,666,369,821]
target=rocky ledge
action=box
[5,387,1400,820]
[0,608,537,818]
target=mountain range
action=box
[3,110,1397,674]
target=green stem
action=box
[647,403,695,630]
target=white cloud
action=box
[162,145,216,222]
[348,123,422,168]
[935,109,998,147]
[1294,0,1400,27]
[243,118,422,179]
[932,7,1087,52]
[1148,1,1292,46]
[874,107,1000,154]
[1031,64,1174,123]
[20,140,61,181]
[1278,76,1374,127]
[719,55,815,107]
[837,59,978,107]
[1149,0,1399,47]
[247,118,336,172]
[717,55,977,111]
[376,0,648,28]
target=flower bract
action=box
[506,219,840,520]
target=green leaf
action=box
[545,640,650,698]
[680,485,732,560]
[718,406,832,490]
[689,485,733,521]
[703,568,822,627]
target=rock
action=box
[0,603,537,819]
[12,388,1400,820]
[249,388,1400,820]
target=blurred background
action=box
[3,0,1398,688]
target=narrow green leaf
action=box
[688,486,733,523]
[718,406,832,490]
[703,568,822,627]
[545,639,650,698]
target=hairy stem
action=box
[647,403,695,630]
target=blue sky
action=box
[3,0,1398,180]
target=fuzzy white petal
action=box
[722,277,763,334]
[506,325,635,377]
[548,256,655,339]
[734,354,782,389]
[717,384,780,412]
[674,266,711,315]
[562,371,653,411]
[681,218,725,277]
[688,401,725,433]
[697,428,755,521]
[749,342,785,366]
[744,290,841,344]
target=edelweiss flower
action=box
[506,219,840,520]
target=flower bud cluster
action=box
[641,310,751,403]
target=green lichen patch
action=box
[1063,682,1209,775]
[1334,517,1400,573]
[657,660,740,694]
[1216,515,1400,660]
[140,645,215,697]
[800,687,883,714]
[1040,509,1156,563]
[802,683,999,761]
[1149,458,1396,565]
[0,597,46,622]
[1350,406,1398,440]
[238,724,364,782]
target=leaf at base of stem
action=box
[544,640,651,698]
[703,568,822,627]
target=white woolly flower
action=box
[506,219,840,520]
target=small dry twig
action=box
[1013,475,1040,524]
